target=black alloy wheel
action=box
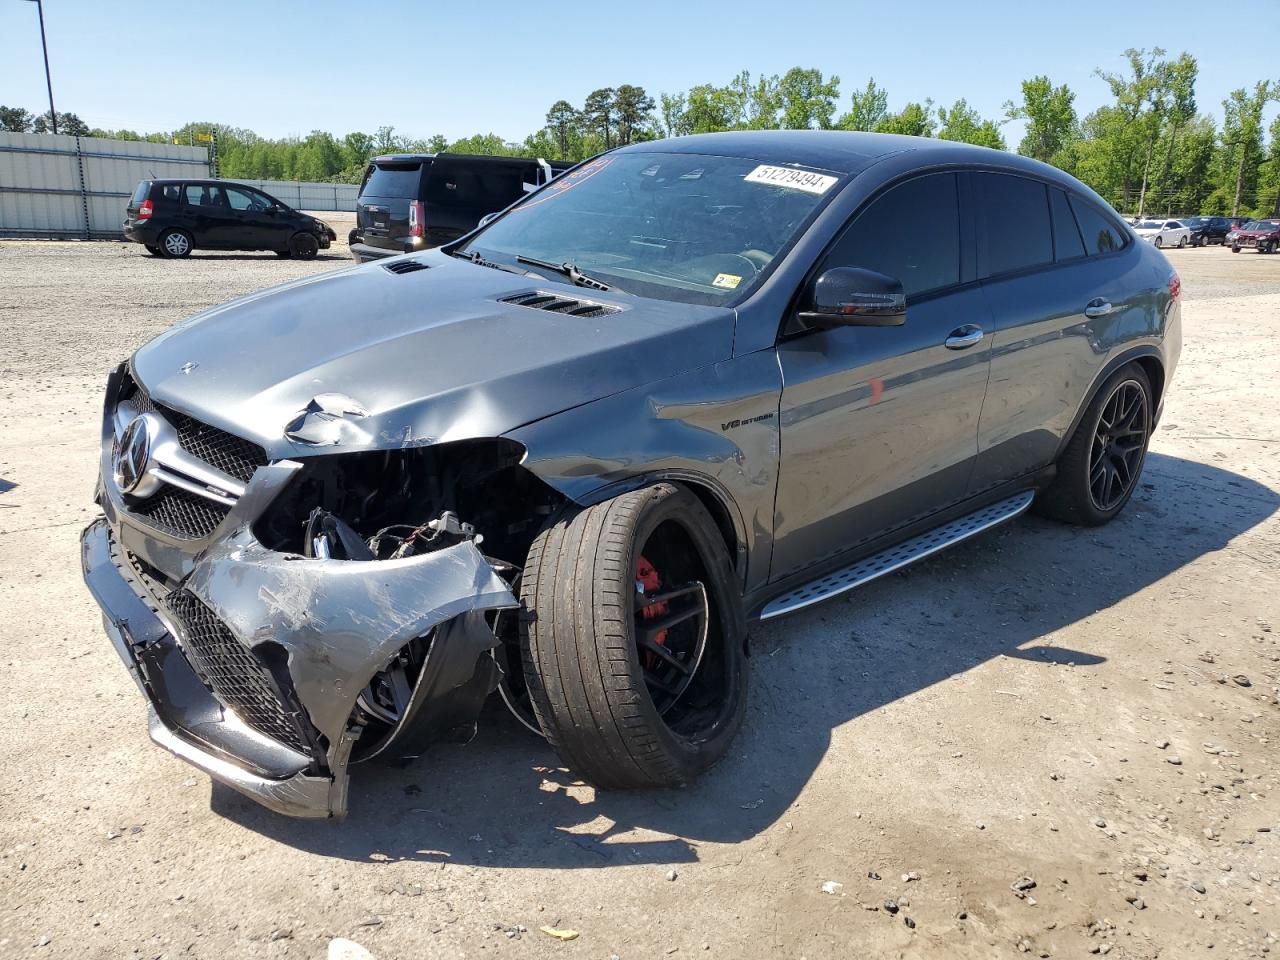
[1088,379,1150,512]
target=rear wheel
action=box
[288,232,319,260]
[520,483,747,789]
[158,229,192,258]
[1035,363,1153,526]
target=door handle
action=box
[944,325,984,350]
[1084,299,1113,318]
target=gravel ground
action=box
[0,238,1277,959]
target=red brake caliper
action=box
[636,554,669,669]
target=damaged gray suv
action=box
[81,132,1181,818]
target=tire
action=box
[288,232,319,260]
[144,244,163,257]
[1177,235,1187,248]
[158,229,192,258]
[1232,245,1241,254]
[1154,236,1162,248]
[520,482,747,789]
[1035,363,1153,527]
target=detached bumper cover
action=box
[80,516,517,818]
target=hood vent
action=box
[499,292,620,319]
[383,259,431,275]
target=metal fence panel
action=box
[1,133,360,236]
[0,132,209,239]
[233,179,359,213]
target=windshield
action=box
[1183,217,1205,226]
[459,152,841,305]
[1136,220,1163,229]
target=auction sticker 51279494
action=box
[743,164,839,195]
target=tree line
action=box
[2,50,1277,217]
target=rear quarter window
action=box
[1068,196,1127,255]
[361,162,425,199]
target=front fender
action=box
[506,350,782,594]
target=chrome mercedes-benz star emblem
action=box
[112,416,152,495]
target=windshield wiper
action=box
[515,255,616,292]
[451,248,529,276]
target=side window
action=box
[183,184,225,208]
[975,173,1053,277]
[225,187,270,212]
[1049,188,1086,261]
[161,184,181,202]
[821,173,960,299]
[1068,196,1125,255]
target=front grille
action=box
[163,409,268,485]
[500,291,620,319]
[128,485,231,540]
[167,590,311,754]
[119,367,269,484]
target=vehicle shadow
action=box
[213,451,1278,866]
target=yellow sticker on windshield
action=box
[713,273,742,289]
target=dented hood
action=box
[131,254,735,458]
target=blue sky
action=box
[1,0,1271,144]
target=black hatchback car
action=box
[123,179,337,259]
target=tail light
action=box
[1168,271,1181,303]
[137,199,154,220]
[408,201,425,239]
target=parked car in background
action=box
[83,132,1180,818]
[1182,216,1234,246]
[350,153,572,262]
[1132,218,1191,248]
[1228,219,1280,253]
[124,179,336,259]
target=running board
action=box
[759,490,1036,621]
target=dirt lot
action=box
[0,235,1277,960]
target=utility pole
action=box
[24,0,58,135]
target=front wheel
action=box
[1035,363,1153,527]
[144,244,163,257]
[288,232,319,260]
[1177,235,1187,248]
[520,483,747,789]
[1154,236,1163,248]
[158,229,192,258]
[1232,245,1241,253]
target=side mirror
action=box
[798,266,906,327]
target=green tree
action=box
[726,71,780,129]
[836,78,888,131]
[659,91,689,137]
[582,88,618,148]
[32,110,89,136]
[682,83,740,134]
[1219,81,1278,216]
[0,106,33,132]
[937,99,1006,149]
[545,99,579,158]
[876,101,935,137]
[1005,76,1077,162]
[775,67,840,130]
[614,84,655,145]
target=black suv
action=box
[124,179,337,259]
[351,153,571,262]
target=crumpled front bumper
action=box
[80,513,518,819]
